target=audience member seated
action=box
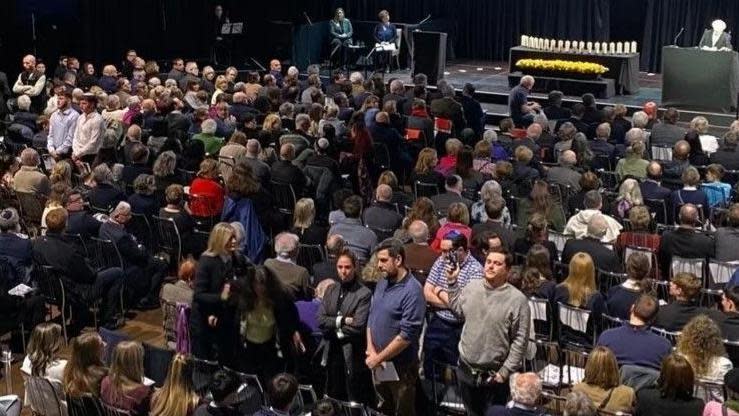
[554,252,606,345]
[562,214,623,273]
[659,204,714,278]
[564,190,622,243]
[454,148,485,199]
[722,286,739,341]
[430,202,472,251]
[127,174,158,218]
[685,129,711,167]
[589,123,616,170]
[716,204,739,262]
[411,148,445,192]
[676,315,732,400]
[514,214,558,269]
[471,196,514,251]
[614,205,660,269]
[12,148,50,196]
[363,184,403,239]
[670,166,709,221]
[63,332,108,398]
[312,234,343,284]
[243,139,272,187]
[101,341,153,416]
[598,294,672,371]
[88,164,126,212]
[547,150,582,192]
[21,323,67,400]
[650,108,686,147]
[662,140,691,188]
[254,373,299,416]
[271,143,307,192]
[704,369,739,416]
[33,207,125,330]
[328,195,377,263]
[614,178,643,219]
[609,104,632,145]
[710,130,739,170]
[615,136,648,180]
[691,116,721,155]
[161,257,196,306]
[572,346,635,413]
[543,90,571,120]
[158,184,196,253]
[635,353,705,415]
[640,161,672,205]
[470,180,512,227]
[703,164,733,208]
[654,272,723,331]
[149,353,200,416]
[100,201,167,310]
[291,198,328,246]
[0,207,33,284]
[192,119,224,156]
[511,146,540,197]
[487,373,545,416]
[431,174,473,215]
[403,220,438,278]
[264,232,312,301]
[188,158,225,219]
[193,370,239,416]
[516,180,566,233]
[567,172,599,215]
[121,143,152,186]
[518,244,557,300]
[606,252,652,320]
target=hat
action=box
[725,368,739,393]
[0,208,20,231]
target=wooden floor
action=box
[9,307,165,415]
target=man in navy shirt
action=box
[366,238,425,416]
[508,76,540,127]
[598,294,672,371]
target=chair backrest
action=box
[548,230,569,259]
[296,244,325,270]
[25,376,67,416]
[66,394,105,416]
[143,342,174,388]
[725,340,739,367]
[62,232,89,257]
[598,269,628,294]
[191,357,221,397]
[540,391,568,415]
[529,297,554,341]
[127,212,153,249]
[270,181,297,215]
[671,256,706,284]
[651,145,673,161]
[413,181,439,199]
[36,265,66,308]
[15,191,47,226]
[694,378,726,403]
[601,314,624,331]
[562,346,590,386]
[650,327,681,345]
[557,302,595,347]
[152,215,182,263]
[644,198,668,225]
[597,169,620,191]
[188,193,219,228]
[0,395,21,416]
[222,367,266,415]
[624,245,656,271]
[89,237,125,271]
[709,260,739,286]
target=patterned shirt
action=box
[426,252,483,323]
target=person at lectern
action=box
[211,5,230,65]
[373,10,397,73]
[699,19,733,51]
[330,8,354,69]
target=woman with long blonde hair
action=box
[101,341,152,415]
[63,332,108,397]
[150,354,199,416]
[554,252,605,343]
[677,315,732,394]
[291,198,327,245]
[411,148,445,191]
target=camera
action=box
[446,251,458,269]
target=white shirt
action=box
[48,107,79,154]
[72,110,105,158]
[12,72,46,97]
[713,31,722,47]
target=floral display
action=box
[516,58,609,75]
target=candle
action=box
[631,41,638,53]
[616,42,623,54]
[586,41,593,54]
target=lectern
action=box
[412,31,447,85]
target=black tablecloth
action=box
[509,46,640,95]
[661,46,739,113]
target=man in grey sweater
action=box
[447,249,530,416]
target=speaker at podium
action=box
[412,31,447,85]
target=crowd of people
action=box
[0,47,739,416]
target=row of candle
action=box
[521,35,638,55]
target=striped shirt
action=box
[426,253,482,323]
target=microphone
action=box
[303,11,313,26]
[673,27,685,45]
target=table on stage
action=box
[509,46,640,94]
[661,46,739,113]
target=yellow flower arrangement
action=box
[516,59,609,75]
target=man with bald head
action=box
[546,149,582,192]
[270,142,307,192]
[242,139,270,187]
[659,203,715,277]
[363,184,403,240]
[640,161,672,203]
[269,59,284,88]
[404,220,439,278]
[662,140,691,188]
[561,214,623,272]
[509,75,540,127]
[13,54,46,112]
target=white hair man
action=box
[561,213,624,272]
[264,232,312,300]
[13,54,46,112]
[99,201,168,310]
[178,61,201,92]
[486,372,543,414]
[509,75,540,127]
[547,149,582,192]
[403,220,438,275]
[192,118,224,155]
[13,148,50,196]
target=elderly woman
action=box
[188,158,225,220]
[615,138,648,180]
[690,115,720,155]
[471,180,511,227]
[472,140,496,177]
[487,373,545,416]
[291,198,327,246]
[152,151,181,197]
[88,164,126,212]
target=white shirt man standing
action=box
[47,90,79,159]
[72,94,105,164]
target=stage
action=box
[354,60,737,132]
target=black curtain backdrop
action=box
[642,0,739,72]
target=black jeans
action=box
[374,360,419,416]
[456,361,510,416]
[423,314,462,380]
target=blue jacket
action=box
[221,196,267,264]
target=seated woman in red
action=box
[188,158,225,220]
